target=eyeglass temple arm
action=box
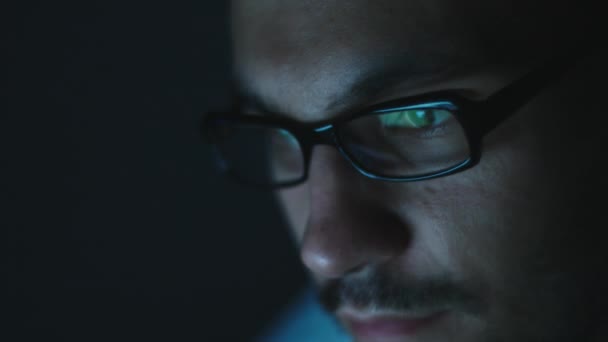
[477,50,587,135]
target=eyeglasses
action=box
[202,52,581,188]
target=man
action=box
[205,0,607,341]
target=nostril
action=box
[299,207,410,280]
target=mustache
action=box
[318,270,480,314]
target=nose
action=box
[299,147,410,279]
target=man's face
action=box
[231,1,607,341]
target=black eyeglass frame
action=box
[203,52,581,188]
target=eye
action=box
[379,109,452,129]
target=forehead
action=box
[231,0,572,120]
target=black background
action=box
[4,2,306,341]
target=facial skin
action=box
[231,1,608,341]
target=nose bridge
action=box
[306,124,338,148]
[299,146,409,279]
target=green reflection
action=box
[379,109,451,129]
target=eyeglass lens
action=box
[213,108,471,185]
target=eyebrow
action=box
[326,59,457,113]
[233,53,464,119]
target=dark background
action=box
[4,2,306,341]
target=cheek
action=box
[275,183,310,242]
[438,132,589,282]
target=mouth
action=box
[339,308,448,340]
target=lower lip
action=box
[347,311,446,339]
